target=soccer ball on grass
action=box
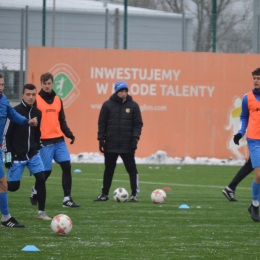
[51,214,72,236]
[151,189,167,204]
[113,188,129,202]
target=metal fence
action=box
[0,3,256,101]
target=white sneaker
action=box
[129,195,138,202]
[30,186,38,205]
[36,212,52,220]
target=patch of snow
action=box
[70,150,246,166]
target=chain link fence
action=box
[0,1,256,101]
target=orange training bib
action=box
[247,91,260,140]
[36,94,63,139]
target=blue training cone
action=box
[74,169,82,173]
[179,204,190,209]
[22,245,40,251]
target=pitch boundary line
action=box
[23,175,251,190]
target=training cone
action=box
[22,245,40,251]
[74,169,82,173]
[179,204,190,209]
[163,187,171,190]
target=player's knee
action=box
[44,170,52,180]
[0,181,7,192]
[60,161,71,173]
[7,181,20,192]
[0,176,7,192]
[34,172,46,183]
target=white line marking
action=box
[23,175,252,190]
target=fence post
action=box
[212,0,217,52]
[124,0,127,49]
[42,0,46,46]
[182,13,185,51]
[20,8,24,101]
[114,8,119,49]
[25,6,28,84]
[52,0,56,47]
[105,8,108,49]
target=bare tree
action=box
[217,18,253,53]
[161,0,185,13]
[164,0,252,52]
[96,0,253,53]
[128,0,158,9]
[101,0,162,9]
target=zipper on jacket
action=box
[118,103,122,151]
[26,107,32,160]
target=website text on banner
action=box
[28,47,257,159]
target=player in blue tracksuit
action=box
[0,74,37,227]
[234,68,260,221]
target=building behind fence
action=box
[1,0,260,101]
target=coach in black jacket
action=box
[94,80,143,202]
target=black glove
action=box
[131,139,138,151]
[5,152,12,169]
[99,141,106,153]
[233,133,242,145]
[69,135,75,145]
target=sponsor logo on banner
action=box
[225,96,247,160]
[49,63,80,108]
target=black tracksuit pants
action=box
[102,153,139,196]
[228,157,254,191]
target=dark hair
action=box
[40,72,53,83]
[23,84,36,94]
[0,74,3,79]
[252,68,260,76]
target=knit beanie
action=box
[115,81,128,93]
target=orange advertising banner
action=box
[28,47,259,159]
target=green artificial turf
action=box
[0,163,258,259]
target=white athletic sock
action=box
[63,196,70,202]
[1,214,11,222]
[38,210,43,215]
[32,186,37,195]
[252,200,259,207]
[226,186,234,192]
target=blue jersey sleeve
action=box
[238,94,249,137]
[6,103,29,126]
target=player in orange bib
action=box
[30,73,80,208]
[234,68,260,221]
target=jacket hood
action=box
[38,89,56,104]
[39,89,56,99]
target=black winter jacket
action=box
[36,89,73,145]
[3,100,42,161]
[98,93,143,153]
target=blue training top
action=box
[238,88,260,146]
[0,94,29,145]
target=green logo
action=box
[50,63,81,108]
[53,73,74,99]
